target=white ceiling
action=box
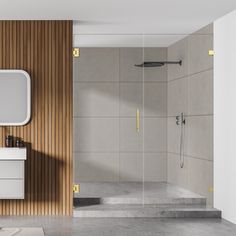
[0,0,236,47]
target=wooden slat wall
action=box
[0,21,73,215]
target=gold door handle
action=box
[136,109,140,132]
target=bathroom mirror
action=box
[0,70,31,126]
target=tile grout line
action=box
[168,151,213,163]
[167,114,213,118]
[167,67,213,83]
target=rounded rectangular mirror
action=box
[0,70,31,126]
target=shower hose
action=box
[180,119,185,168]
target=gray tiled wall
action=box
[167,24,214,205]
[73,48,167,183]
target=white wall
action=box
[214,9,236,223]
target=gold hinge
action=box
[73,184,80,193]
[73,48,80,58]
[208,50,215,56]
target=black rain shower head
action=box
[135,60,182,68]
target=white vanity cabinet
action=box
[0,148,26,199]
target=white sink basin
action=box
[0,147,27,160]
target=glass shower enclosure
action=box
[73,29,214,215]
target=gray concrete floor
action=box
[0,217,236,236]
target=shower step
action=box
[73,204,221,218]
[74,182,207,206]
[73,197,206,206]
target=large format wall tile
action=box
[120,117,167,153]
[168,37,188,81]
[119,153,143,181]
[167,153,188,189]
[144,82,167,117]
[74,118,119,152]
[167,154,213,205]
[74,153,119,182]
[188,70,213,115]
[144,153,167,182]
[73,48,119,82]
[119,118,143,152]
[186,116,213,160]
[167,117,179,154]
[187,157,213,205]
[120,81,167,118]
[74,82,119,117]
[144,48,167,82]
[119,153,167,182]
[119,82,143,117]
[144,118,167,152]
[167,117,188,154]
[119,48,143,82]
[188,34,213,75]
[167,77,188,117]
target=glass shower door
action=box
[73,34,145,207]
[73,29,214,216]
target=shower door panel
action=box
[73,34,146,204]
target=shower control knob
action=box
[176,116,180,125]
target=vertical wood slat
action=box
[0,21,73,216]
